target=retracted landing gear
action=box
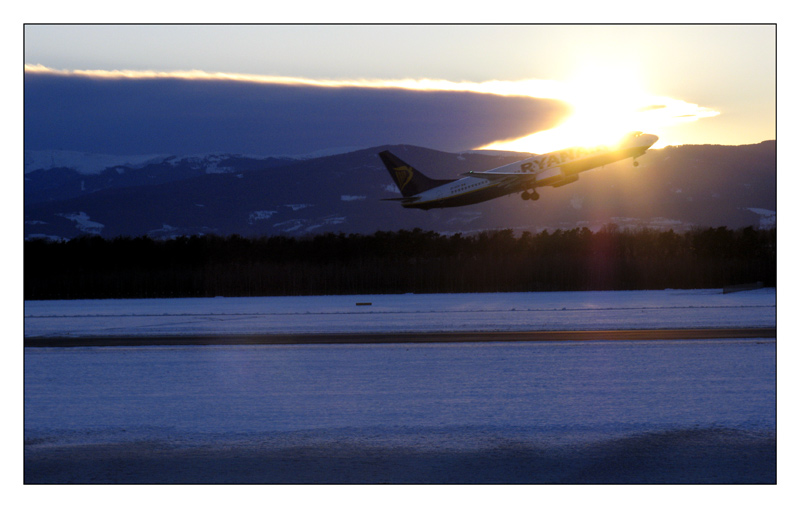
[521,190,540,201]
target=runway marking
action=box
[25,304,776,319]
[24,328,776,347]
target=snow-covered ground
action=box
[25,338,776,483]
[23,289,777,484]
[24,288,776,339]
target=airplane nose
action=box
[645,134,659,147]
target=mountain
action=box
[24,151,296,205]
[24,142,776,241]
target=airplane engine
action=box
[536,167,578,187]
[552,175,579,187]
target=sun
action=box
[479,63,719,154]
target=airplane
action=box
[379,131,658,210]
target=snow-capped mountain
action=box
[24,142,776,241]
[24,151,296,205]
[25,150,171,175]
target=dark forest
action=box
[24,226,776,300]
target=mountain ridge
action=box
[24,141,776,241]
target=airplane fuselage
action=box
[396,132,658,210]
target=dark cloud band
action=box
[25,72,569,155]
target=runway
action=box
[24,327,776,347]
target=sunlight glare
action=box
[480,63,720,154]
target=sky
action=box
[23,24,776,157]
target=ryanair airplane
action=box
[380,131,658,209]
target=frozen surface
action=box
[24,339,776,483]
[24,288,776,338]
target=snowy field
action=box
[24,289,777,484]
[25,340,776,484]
[24,288,776,338]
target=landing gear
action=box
[633,160,639,167]
[521,190,540,201]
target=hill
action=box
[24,141,776,240]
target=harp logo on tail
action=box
[393,165,413,191]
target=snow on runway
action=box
[24,289,777,483]
[25,338,776,483]
[24,288,776,338]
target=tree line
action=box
[24,226,776,300]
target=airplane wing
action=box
[461,171,525,180]
[463,168,574,189]
[381,196,421,203]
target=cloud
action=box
[24,66,569,156]
[637,104,667,112]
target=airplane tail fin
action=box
[379,151,455,198]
